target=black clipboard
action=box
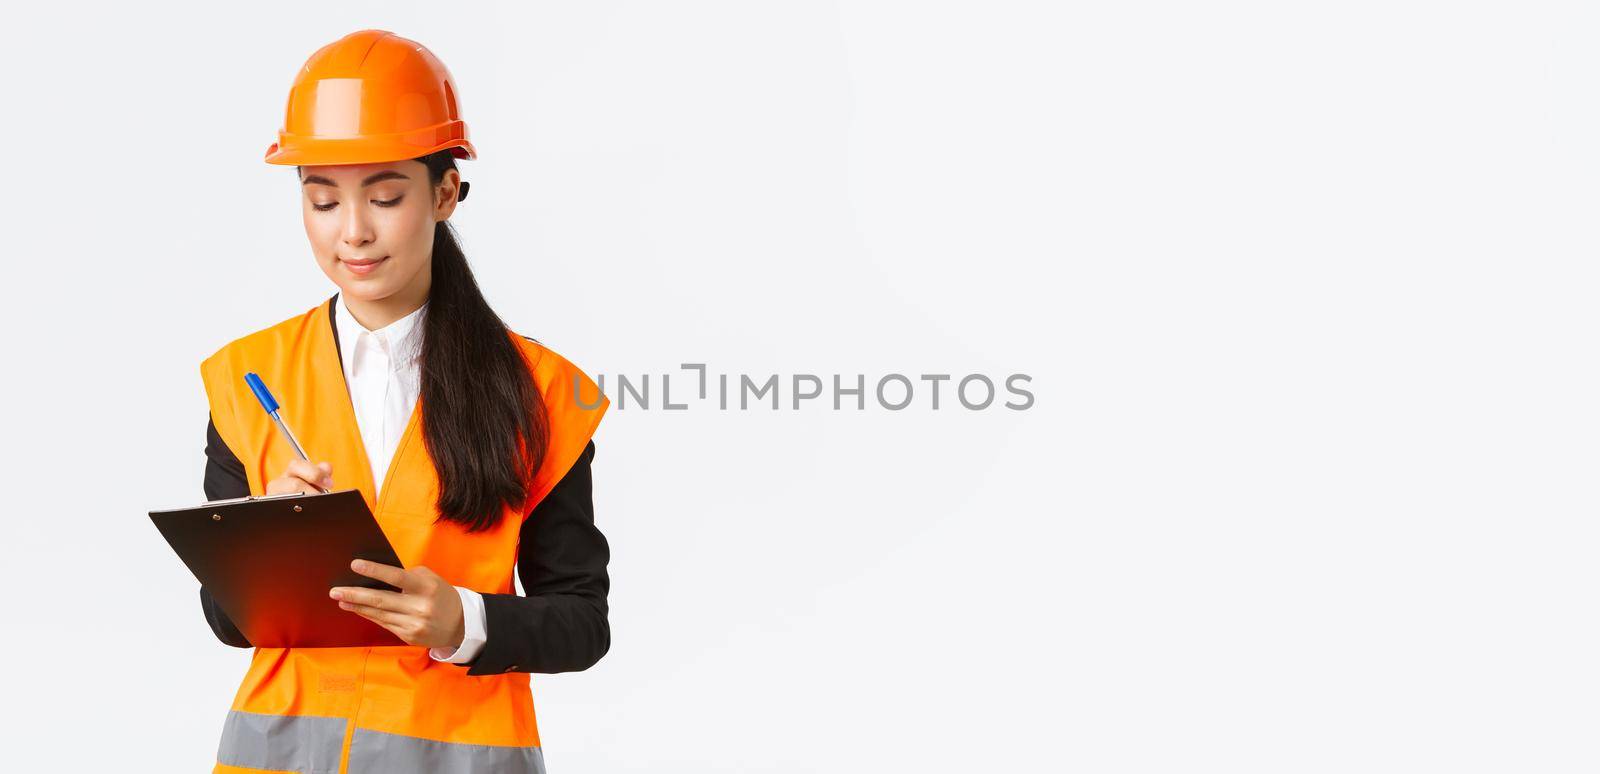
[150,489,406,648]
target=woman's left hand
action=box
[330,560,465,650]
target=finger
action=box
[339,600,407,628]
[265,477,316,496]
[284,459,319,480]
[330,586,409,612]
[351,560,415,592]
[285,459,334,489]
[276,472,326,493]
[343,603,423,645]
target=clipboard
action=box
[150,489,406,648]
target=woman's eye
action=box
[373,197,404,208]
[311,202,338,212]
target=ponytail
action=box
[417,151,549,531]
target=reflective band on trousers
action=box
[219,710,548,774]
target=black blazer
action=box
[199,419,611,676]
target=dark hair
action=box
[415,150,548,531]
[300,152,548,531]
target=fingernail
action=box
[329,589,342,600]
[352,560,365,572]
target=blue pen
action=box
[245,372,331,495]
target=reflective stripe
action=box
[217,710,349,774]
[348,727,546,773]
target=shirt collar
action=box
[334,294,428,372]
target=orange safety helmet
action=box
[264,29,476,166]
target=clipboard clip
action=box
[205,491,312,506]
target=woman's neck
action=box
[343,279,430,331]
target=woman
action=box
[195,29,611,773]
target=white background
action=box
[2,1,1596,771]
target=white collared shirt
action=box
[333,295,487,665]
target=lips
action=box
[342,256,388,276]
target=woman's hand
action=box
[266,459,333,495]
[329,560,466,651]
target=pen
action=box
[244,372,331,494]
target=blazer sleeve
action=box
[199,415,253,648]
[465,440,611,675]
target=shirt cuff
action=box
[429,586,488,664]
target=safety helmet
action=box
[264,29,476,166]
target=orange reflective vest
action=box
[199,297,609,773]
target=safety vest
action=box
[199,296,609,773]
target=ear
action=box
[433,168,462,222]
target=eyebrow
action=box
[301,170,411,188]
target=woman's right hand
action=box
[266,459,334,495]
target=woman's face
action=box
[298,159,459,306]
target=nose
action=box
[340,203,375,249]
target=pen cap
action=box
[244,372,280,414]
